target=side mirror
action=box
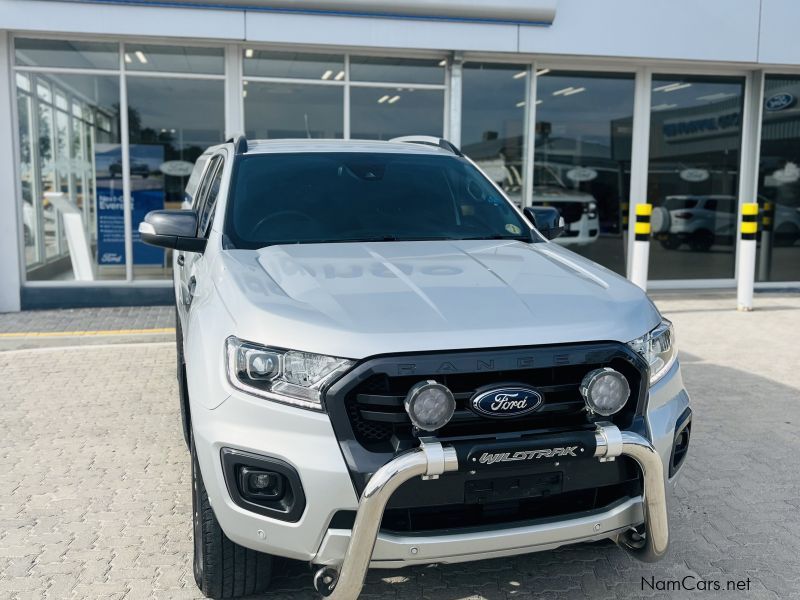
[139,210,206,252]
[523,206,565,240]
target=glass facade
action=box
[647,75,745,280]
[350,86,444,140]
[534,71,635,275]
[756,76,800,282]
[10,36,796,293]
[244,82,344,139]
[127,76,225,278]
[17,71,121,280]
[13,38,225,283]
[461,62,529,208]
[242,51,346,140]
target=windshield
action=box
[224,152,533,248]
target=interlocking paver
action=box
[0,294,799,598]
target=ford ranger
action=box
[140,135,692,599]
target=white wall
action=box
[519,0,761,63]
[759,0,800,66]
[1,0,794,65]
[0,30,22,312]
[0,0,246,40]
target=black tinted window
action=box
[225,153,531,248]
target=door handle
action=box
[177,254,185,267]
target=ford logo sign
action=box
[765,93,795,112]
[470,385,543,419]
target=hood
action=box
[216,240,660,359]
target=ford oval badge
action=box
[470,385,544,419]
[765,92,795,112]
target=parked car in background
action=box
[652,194,800,251]
[109,159,150,179]
[652,195,737,252]
[530,165,599,247]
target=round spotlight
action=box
[580,368,630,416]
[404,380,456,432]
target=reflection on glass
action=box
[534,71,634,275]
[36,100,58,260]
[350,56,445,84]
[17,77,37,267]
[243,50,344,80]
[127,76,225,279]
[17,72,121,281]
[647,75,744,280]
[243,82,344,139]
[15,38,118,70]
[350,87,443,140]
[756,75,800,282]
[461,63,528,207]
[124,44,224,74]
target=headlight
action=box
[225,337,355,410]
[627,318,677,385]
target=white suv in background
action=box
[652,195,737,252]
[530,166,600,247]
[652,194,800,251]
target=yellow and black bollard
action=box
[736,202,759,311]
[630,203,652,290]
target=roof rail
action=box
[389,135,462,156]
[226,134,248,155]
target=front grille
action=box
[381,479,641,533]
[339,349,643,452]
[532,200,584,223]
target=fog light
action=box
[404,380,455,432]
[239,467,285,501]
[580,368,630,416]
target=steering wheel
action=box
[250,210,314,235]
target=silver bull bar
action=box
[313,424,668,598]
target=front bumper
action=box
[191,356,689,593]
[314,424,668,599]
[316,496,644,569]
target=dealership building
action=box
[1,0,799,312]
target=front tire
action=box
[689,229,714,252]
[660,236,681,250]
[191,438,273,599]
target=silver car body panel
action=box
[214,240,660,360]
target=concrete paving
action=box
[0,294,799,599]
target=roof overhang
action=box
[55,0,557,25]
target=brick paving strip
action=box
[1,294,799,599]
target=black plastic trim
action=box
[669,406,692,478]
[230,134,248,155]
[324,342,650,495]
[220,448,306,522]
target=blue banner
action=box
[95,144,165,266]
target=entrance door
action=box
[646,75,745,280]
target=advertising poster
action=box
[95,144,166,266]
